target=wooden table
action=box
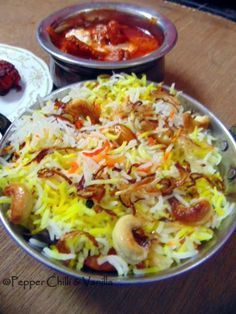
[0,1,235,313]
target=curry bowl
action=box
[0,76,235,284]
[37,2,177,87]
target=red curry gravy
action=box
[47,12,160,62]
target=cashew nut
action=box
[194,115,210,129]
[112,214,149,265]
[168,197,212,226]
[183,112,210,132]
[4,183,33,224]
[65,99,100,124]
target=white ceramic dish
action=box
[0,44,53,121]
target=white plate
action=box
[0,44,53,121]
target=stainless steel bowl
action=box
[0,81,235,284]
[37,3,177,87]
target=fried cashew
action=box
[194,115,210,129]
[168,197,212,226]
[4,183,33,224]
[183,112,210,132]
[65,99,100,124]
[112,214,149,265]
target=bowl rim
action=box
[0,79,235,285]
[36,2,177,70]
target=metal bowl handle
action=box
[0,113,11,136]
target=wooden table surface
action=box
[0,1,235,313]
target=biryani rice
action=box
[0,73,234,276]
